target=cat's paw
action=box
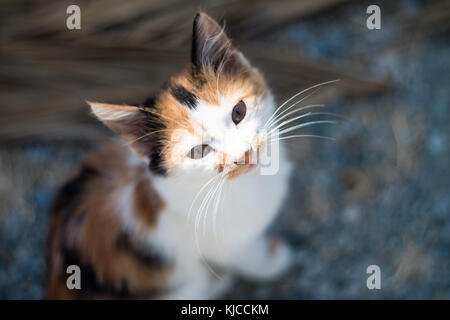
[208,273,234,298]
[230,237,293,280]
[259,238,293,280]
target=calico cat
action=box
[47,12,293,299]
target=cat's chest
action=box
[151,155,292,252]
[220,162,292,234]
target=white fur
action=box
[150,147,292,299]
[89,102,134,121]
[117,92,293,299]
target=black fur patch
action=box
[191,13,202,69]
[51,165,99,221]
[142,96,156,109]
[170,85,198,110]
[148,141,166,176]
[46,165,98,289]
[62,245,130,299]
[61,242,162,299]
[140,96,168,176]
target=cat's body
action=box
[47,140,292,299]
[47,12,293,299]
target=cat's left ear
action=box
[88,102,154,157]
[191,12,250,73]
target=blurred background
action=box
[0,0,449,299]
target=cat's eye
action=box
[187,144,212,159]
[232,100,246,125]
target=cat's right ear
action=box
[88,102,154,157]
[191,12,250,73]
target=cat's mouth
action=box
[223,162,256,179]
[212,133,266,179]
[220,147,260,179]
[223,133,268,179]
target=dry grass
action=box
[0,0,394,143]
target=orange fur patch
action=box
[47,142,168,299]
[154,62,268,174]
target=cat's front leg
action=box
[228,236,293,280]
[162,263,232,299]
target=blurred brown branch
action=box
[0,0,395,142]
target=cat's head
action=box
[90,12,274,180]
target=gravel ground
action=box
[0,0,449,299]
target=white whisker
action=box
[212,177,226,246]
[187,174,219,225]
[265,92,322,129]
[267,111,342,136]
[264,79,340,128]
[195,178,219,235]
[194,176,224,279]
[276,120,337,136]
[269,134,336,143]
[267,104,323,128]
[202,176,224,237]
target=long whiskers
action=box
[213,177,228,264]
[187,174,220,225]
[269,134,336,143]
[201,176,224,237]
[264,79,339,128]
[194,175,225,279]
[266,112,342,137]
[194,177,219,253]
[270,120,337,138]
[211,177,225,240]
[266,104,325,129]
[265,90,321,129]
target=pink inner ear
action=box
[89,102,157,157]
[104,114,155,157]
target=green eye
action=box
[187,144,212,159]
